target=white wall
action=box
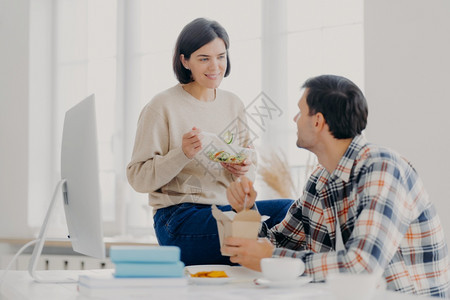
[364,0,450,241]
[0,0,33,237]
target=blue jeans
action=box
[153,199,294,266]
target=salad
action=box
[202,131,252,164]
[207,150,247,164]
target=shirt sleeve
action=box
[126,104,191,193]
[271,159,415,282]
[259,167,323,248]
[260,197,307,250]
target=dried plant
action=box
[258,150,297,199]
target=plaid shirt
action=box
[261,135,449,297]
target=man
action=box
[222,75,449,297]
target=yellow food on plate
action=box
[190,270,228,278]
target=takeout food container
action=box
[211,205,262,256]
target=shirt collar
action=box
[315,134,367,191]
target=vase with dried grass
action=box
[258,150,297,199]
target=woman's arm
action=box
[126,105,192,193]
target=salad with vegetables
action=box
[202,131,251,164]
[207,150,247,164]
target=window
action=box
[285,0,364,193]
[29,0,119,236]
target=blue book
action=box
[113,261,185,278]
[109,246,180,263]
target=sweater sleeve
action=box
[126,104,191,193]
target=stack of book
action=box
[77,246,187,298]
[110,245,185,278]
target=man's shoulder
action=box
[353,142,415,177]
[356,142,403,163]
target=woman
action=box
[127,18,293,265]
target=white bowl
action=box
[260,258,305,281]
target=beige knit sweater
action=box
[127,84,256,210]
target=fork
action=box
[237,177,248,211]
[243,192,247,211]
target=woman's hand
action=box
[182,127,202,159]
[226,176,257,212]
[220,159,251,178]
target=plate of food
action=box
[202,131,254,164]
[185,265,232,285]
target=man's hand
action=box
[226,176,257,212]
[220,159,251,178]
[182,127,202,159]
[222,237,274,271]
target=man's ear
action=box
[314,112,326,130]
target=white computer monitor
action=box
[28,94,105,283]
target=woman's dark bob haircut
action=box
[173,18,231,84]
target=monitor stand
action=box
[28,179,77,283]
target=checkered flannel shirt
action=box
[261,135,449,297]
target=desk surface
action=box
[0,269,434,300]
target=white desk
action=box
[0,269,435,300]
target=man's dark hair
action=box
[302,75,368,139]
[173,18,231,84]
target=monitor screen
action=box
[28,94,105,283]
[61,94,105,260]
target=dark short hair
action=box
[302,75,368,139]
[173,18,231,84]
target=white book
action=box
[77,284,188,299]
[78,272,188,289]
